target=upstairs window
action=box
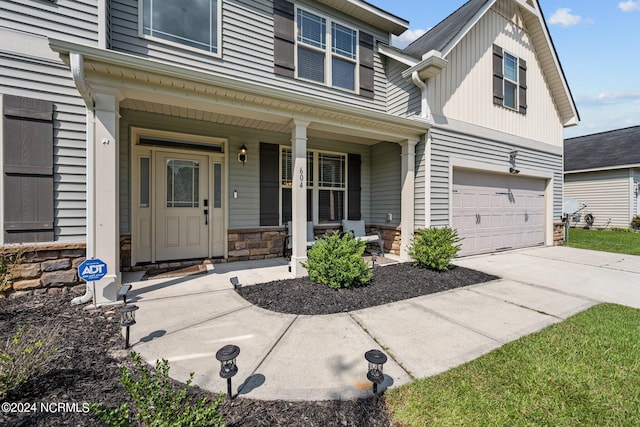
[141,0,220,55]
[503,52,518,110]
[492,45,527,114]
[296,8,358,91]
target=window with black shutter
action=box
[493,44,527,114]
[2,94,54,243]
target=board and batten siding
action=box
[109,0,390,113]
[119,109,374,233]
[0,15,95,242]
[428,126,562,228]
[564,170,634,228]
[429,3,563,146]
[370,142,400,226]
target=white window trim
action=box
[138,0,222,58]
[294,6,359,93]
[502,50,519,111]
[279,146,348,225]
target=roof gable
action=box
[564,126,640,172]
[400,0,578,126]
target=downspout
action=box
[411,71,430,120]
[69,52,96,306]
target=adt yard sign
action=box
[78,258,107,282]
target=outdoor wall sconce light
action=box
[365,349,387,396]
[118,304,139,349]
[509,149,520,174]
[216,344,240,399]
[238,144,248,165]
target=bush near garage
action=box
[408,227,462,272]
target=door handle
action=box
[204,209,208,225]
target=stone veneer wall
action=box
[228,227,286,262]
[1,243,86,298]
[553,222,565,246]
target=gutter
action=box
[69,52,96,306]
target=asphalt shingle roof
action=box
[564,125,640,172]
[403,0,491,59]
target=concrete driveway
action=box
[123,246,640,401]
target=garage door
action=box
[452,170,546,256]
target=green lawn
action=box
[386,304,640,426]
[565,228,640,256]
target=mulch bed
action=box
[238,263,498,315]
[1,263,497,426]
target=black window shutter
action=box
[492,44,504,105]
[273,0,295,78]
[3,95,54,243]
[518,58,527,114]
[347,154,361,220]
[260,142,280,226]
[359,32,375,99]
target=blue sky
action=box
[370,0,640,138]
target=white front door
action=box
[155,152,209,261]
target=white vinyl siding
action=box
[386,58,421,117]
[110,0,389,112]
[564,169,635,228]
[430,4,563,146]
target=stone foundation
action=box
[369,224,402,256]
[553,221,565,246]
[228,227,287,262]
[1,243,86,298]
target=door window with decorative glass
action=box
[141,0,220,54]
[296,8,357,91]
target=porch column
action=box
[400,138,418,261]
[91,91,121,304]
[290,119,310,277]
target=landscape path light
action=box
[365,349,387,396]
[216,344,240,399]
[118,304,139,349]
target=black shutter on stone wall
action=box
[260,142,280,226]
[347,153,361,220]
[273,0,295,78]
[492,44,504,106]
[359,32,375,99]
[518,58,527,114]
[3,95,54,243]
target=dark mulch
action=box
[238,263,499,315]
[0,263,497,426]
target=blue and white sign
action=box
[78,258,108,282]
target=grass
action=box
[386,304,640,426]
[565,228,640,256]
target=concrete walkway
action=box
[122,247,640,401]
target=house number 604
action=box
[299,167,304,188]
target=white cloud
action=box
[549,8,583,26]
[619,1,640,12]
[391,29,427,49]
[577,91,640,106]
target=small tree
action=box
[302,231,372,289]
[408,227,462,272]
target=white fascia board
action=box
[401,51,448,81]
[377,44,418,67]
[441,0,496,58]
[564,165,640,175]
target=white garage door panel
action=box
[453,170,545,256]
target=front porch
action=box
[50,39,429,305]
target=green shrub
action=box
[302,231,372,289]
[632,216,640,231]
[408,227,462,272]
[0,325,59,398]
[91,352,224,427]
[610,227,632,233]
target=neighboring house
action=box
[564,126,640,229]
[0,0,578,304]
